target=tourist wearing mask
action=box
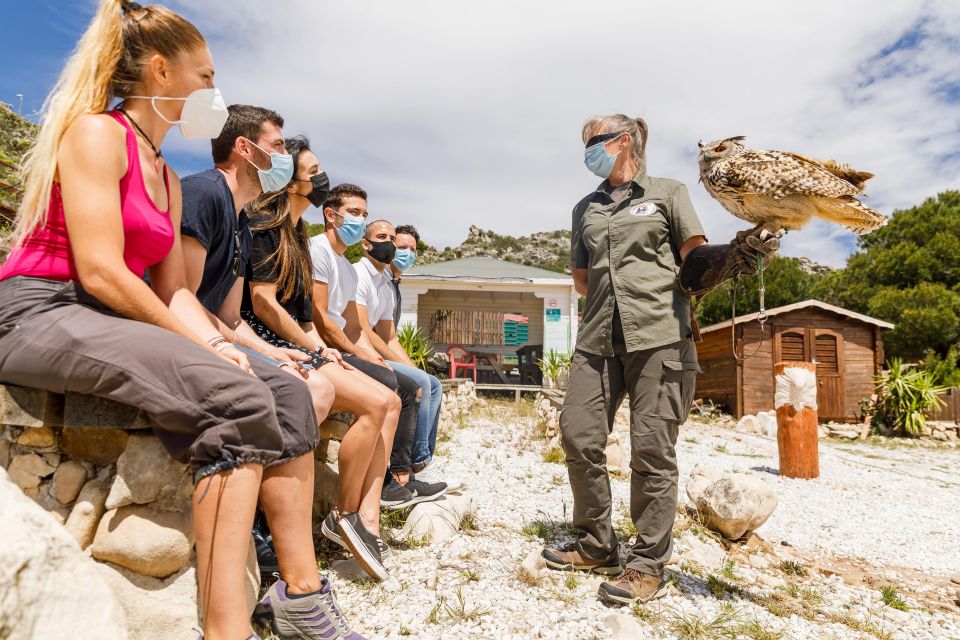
[179,106,362,636]
[350,220,448,501]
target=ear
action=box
[698,140,704,149]
[146,53,169,87]
[323,206,336,225]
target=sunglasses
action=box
[585,131,625,148]
[231,230,241,277]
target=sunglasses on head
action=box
[231,230,241,277]
[585,131,625,148]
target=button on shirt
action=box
[353,257,396,329]
[570,172,706,356]
[309,233,358,330]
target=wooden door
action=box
[773,326,846,420]
[814,329,845,420]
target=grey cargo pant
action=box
[559,337,699,576]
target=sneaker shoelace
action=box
[324,588,353,637]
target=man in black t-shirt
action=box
[180,105,362,636]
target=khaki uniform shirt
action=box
[571,172,706,356]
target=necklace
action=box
[120,108,163,160]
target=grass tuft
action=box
[777,560,807,577]
[542,447,566,464]
[880,585,909,611]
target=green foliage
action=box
[813,191,960,359]
[875,358,946,436]
[536,350,571,385]
[696,257,822,326]
[919,345,960,387]
[880,585,909,611]
[305,222,325,237]
[396,324,434,369]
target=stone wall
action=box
[0,379,478,638]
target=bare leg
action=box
[281,367,336,424]
[360,397,400,537]
[194,463,263,640]
[317,364,395,514]
[259,454,321,595]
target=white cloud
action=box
[167,0,960,266]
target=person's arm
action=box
[311,280,362,354]
[59,114,249,371]
[570,201,590,297]
[572,268,587,297]
[377,319,415,366]
[343,300,389,367]
[180,223,244,341]
[355,302,401,363]
[250,280,323,351]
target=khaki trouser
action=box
[559,337,699,576]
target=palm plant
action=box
[397,324,434,370]
[875,358,946,436]
[537,350,572,389]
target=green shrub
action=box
[875,358,946,436]
[537,350,571,387]
[397,324,434,370]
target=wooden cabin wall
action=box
[694,327,738,413]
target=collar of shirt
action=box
[596,170,651,197]
[360,256,388,283]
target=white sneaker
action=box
[416,460,463,492]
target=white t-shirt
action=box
[309,233,358,330]
[354,257,396,328]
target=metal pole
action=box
[15,94,24,115]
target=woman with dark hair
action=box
[241,136,401,584]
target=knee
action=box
[384,390,401,415]
[307,373,335,419]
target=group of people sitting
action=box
[0,2,449,638]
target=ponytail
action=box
[13,0,204,243]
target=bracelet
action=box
[208,336,229,351]
[316,345,326,355]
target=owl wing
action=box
[721,150,863,200]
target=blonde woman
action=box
[0,2,362,638]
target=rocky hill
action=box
[421,225,572,274]
[0,101,39,229]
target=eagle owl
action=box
[698,136,887,235]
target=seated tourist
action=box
[0,3,363,638]
[351,221,452,492]
[388,224,454,486]
[179,108,363,632]
[240,138,403,582]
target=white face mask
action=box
[127,87,228,139]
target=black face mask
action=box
[304,172,330,208]
[367,240,397,265]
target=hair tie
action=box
[122,1,143,13]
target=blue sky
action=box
[3,1,959,266]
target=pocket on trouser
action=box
[655,360,702,422]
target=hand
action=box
[278,348,311,363]
[216,345,254,375]
[266,348,310,378]
[357,347,388,368]
[322,348,354,370]
[733,226,782,275]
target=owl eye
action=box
[714,145,727,152]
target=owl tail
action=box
[815,197,888,235]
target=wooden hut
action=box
[696,299,893,422]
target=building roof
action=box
[406,256,572,284]
[699,299,894,333]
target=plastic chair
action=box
[447,345,477,382]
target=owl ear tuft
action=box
[725,136,747,143]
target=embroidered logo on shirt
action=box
[629,202,658,217]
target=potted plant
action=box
[537,350,572,390]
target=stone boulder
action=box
[686,465,778,540]
[605,433,628,474]
[0,467,126,639]
[92,504,194,578]
[106,433,190,510]
[401,494,475,544]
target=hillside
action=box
[0,101,39,229]
[421,225,571,273]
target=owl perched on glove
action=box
[698,136,887,235]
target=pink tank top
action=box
[0,111,175,282]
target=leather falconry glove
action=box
[678,227,781,297]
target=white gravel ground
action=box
[321,402,960,640]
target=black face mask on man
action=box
[302,172,330,208]
[367,240,397,265]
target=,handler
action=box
[541,114,779,606]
